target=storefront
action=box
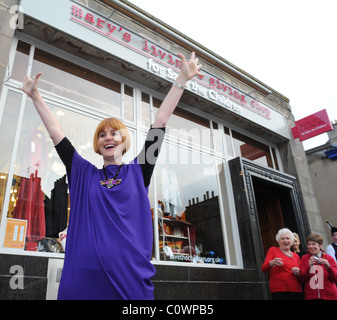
[0,0,323,300]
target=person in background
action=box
[261,228,302,300]
[292,232,306,258]
[301,233,337,300]
[326,221,337,262]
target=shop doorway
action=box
[252,177,298,256]
[229,157,310,269]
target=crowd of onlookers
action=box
[262,225,337,300]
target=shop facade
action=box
[0,0,325,300]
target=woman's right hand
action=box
[270,257,283,267]
[309,256,318,267]
[21,73,42,98]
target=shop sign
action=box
[20,0,290,139]
[291,109,332,142]
[69,4,271,119]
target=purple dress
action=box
[56,128,164,300]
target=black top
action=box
[55,126,165,188]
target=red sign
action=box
[291,109,332,142]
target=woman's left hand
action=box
[177,52,203,83]
[318,258,330,269]
[291,267,300,276]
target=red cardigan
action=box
[262,247,302,293]
[300,252,337,300]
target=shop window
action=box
[232,130,274,168]
[0,90,22,222]
[12,41,123,117]
[1,41,139,254]
[154,144,227,265]
[30,48,122,116]
[3,97,104,252]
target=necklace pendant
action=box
[101,163,124,189]
[107,179,121,188]
[101,178,122,189]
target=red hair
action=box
[93,118,131,155]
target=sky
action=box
[128,0,337,150]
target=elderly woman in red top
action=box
[300,233,337,300]
[262,228,302,300]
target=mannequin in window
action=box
[161,165,184,218]
[20,52,202,300]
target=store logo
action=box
[9,265,24,290]
[71,5,131,42]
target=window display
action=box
[0,90,22,223]
[154,145,227,265]
[4,96,103,252]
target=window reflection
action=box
[212,122,222,153]
[123,84,134,123]
[31,48,122,116]
[153,102,212,149]
[0,90,22,222]
[141,92,151,127]
[11,41,30,80]
[154,145,226,264]
[232,130,275,169]
[224,127,234,156]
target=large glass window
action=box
[0,41,136,254]
[5,97,104,251]
[225,127,279,170]
[12,41,124,118]
[0,90,22,222]
[154,144,227,265]
[232,130,274,168]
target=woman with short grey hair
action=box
[262,228,302,300]
[275,228,294,244]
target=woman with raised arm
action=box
[21,52,202,300]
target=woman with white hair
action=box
[262,228,303,300]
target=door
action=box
[252,177,297,256]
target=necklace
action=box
[280,248,293,258]
[100,163,124,189]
